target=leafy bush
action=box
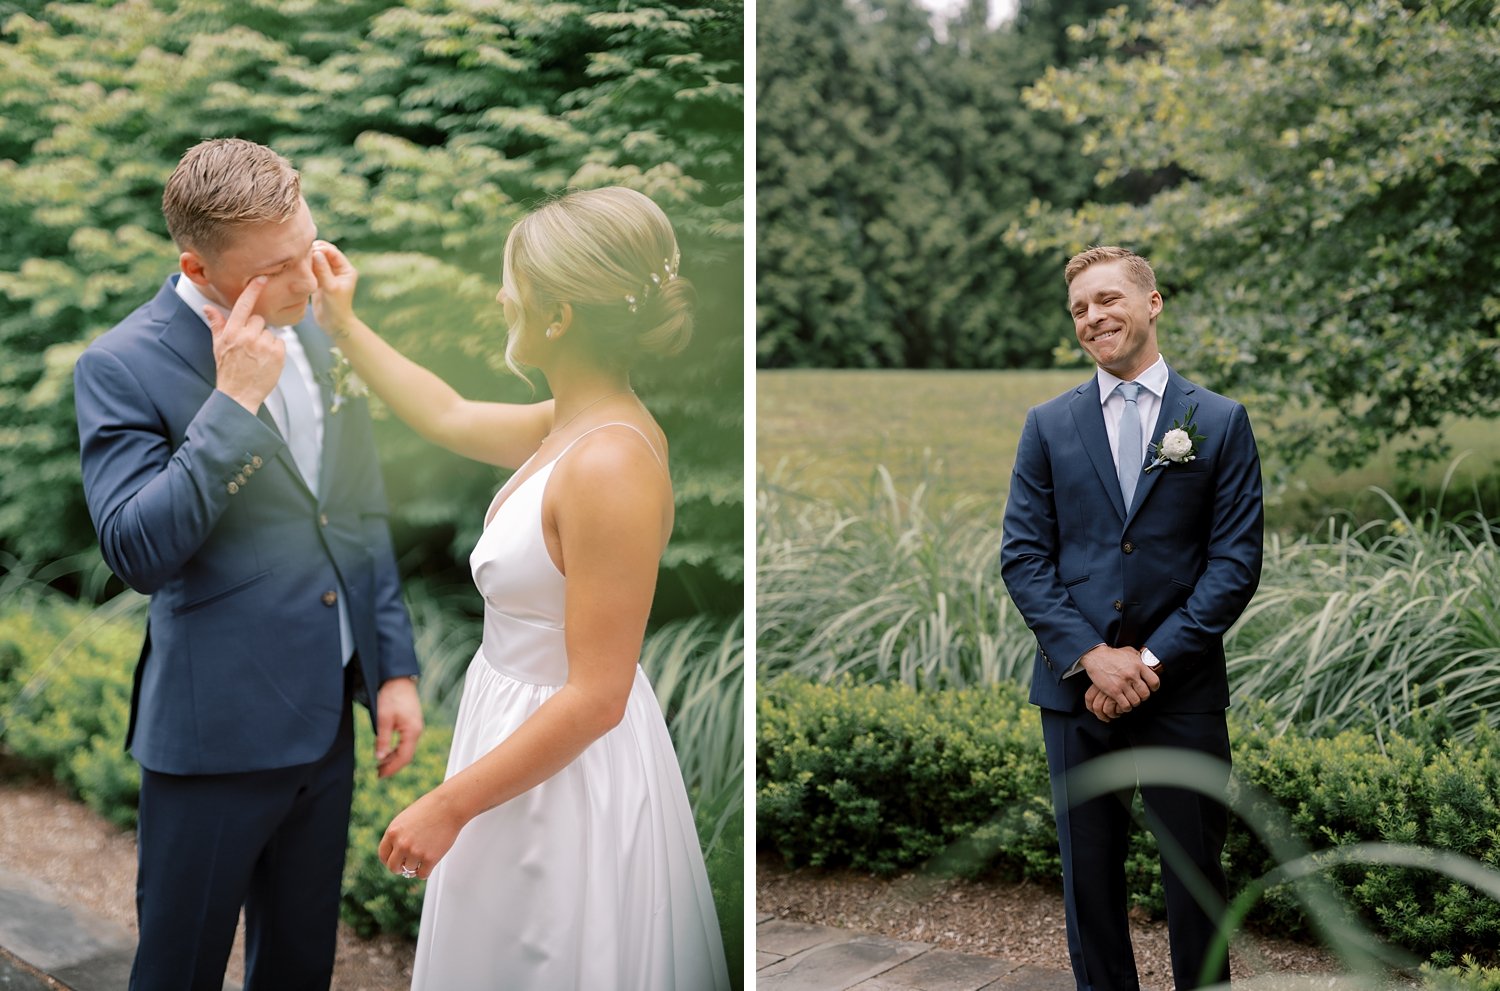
[0,0,743,615]
[1425,958,1500,991]
[757,677,1055,875]
[0,593,144,828]
[757,676,1500,964]
[0,587,741,961]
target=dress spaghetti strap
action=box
[553,421,666,471]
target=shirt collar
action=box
[1096,353,1168,405]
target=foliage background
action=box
[756,0,1500,475]
[0,0,744,618]
[755,0,1138,371]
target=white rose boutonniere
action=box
[1144,404,1206,473]
[325,346,369,414]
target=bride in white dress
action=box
[309,187,731,990]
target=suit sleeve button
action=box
[251,455,264,469]
[321,590,338,607]
[226,481,239,495]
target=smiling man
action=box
[73,138,423,991]
[1000,246,1264,990]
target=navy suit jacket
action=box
[74,276,420,775]
[1000,367,1263,714]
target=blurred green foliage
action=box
[1014,0,1500,472]
[755,0,1138,370]
[0,0,743,616]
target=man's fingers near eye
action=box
[231,275,268,322]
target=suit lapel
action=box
[1125,369,1196,526]
[156,278,219,390]
[1069,381,1127,523]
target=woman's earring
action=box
[545,324,558,340]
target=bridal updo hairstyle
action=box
[501,187,694,374]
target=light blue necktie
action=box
[273,343,319,497]
[1116,381,1143,511]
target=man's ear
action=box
[179,250,210,287]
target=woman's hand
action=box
[379,787,469,881]
[311,239,359,338]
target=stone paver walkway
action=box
[756,914,1076,991]
[0,872,239,991]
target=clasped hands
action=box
[1080,645,1160,724]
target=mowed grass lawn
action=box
[757,369,1500,527]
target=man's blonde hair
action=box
[162,138,302,257]
[1064,245,1157,294]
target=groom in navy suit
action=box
[74,139,424,990]
[1001,247,1263,990]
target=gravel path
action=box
[0,756,415,991]
[758,853,1351,989]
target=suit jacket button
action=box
[1113,600,1123,611]
[1122,540,1135,554]
[226,481,239,495]
[319,513,329,527]
[321,589,338,607]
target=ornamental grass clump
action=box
[1227,491,1500,744]
[757,464,1033,688]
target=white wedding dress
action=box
[409,423,731,990]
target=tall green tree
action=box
[0,0,743,615]
[756,0,1135,370]
[1014,0,1500,469]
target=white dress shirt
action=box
[1097,354,1168,473]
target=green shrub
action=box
[0,594,143,828]
[1424,958,1500,991]
[0,589,741,963]
[758,676,1500,964]
[757,677,1056,875]
[340,718,456,939]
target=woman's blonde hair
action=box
[501,187,694,376]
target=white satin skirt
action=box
[408,648,731,991]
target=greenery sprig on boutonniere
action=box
[1144,404,1206,473]
[324,346,369,414]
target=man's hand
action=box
[311,240,358,338]
[204,276,284,413]
[1080,645,1160,714]
[374,677,424,779]
[1085,684,1125,722]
